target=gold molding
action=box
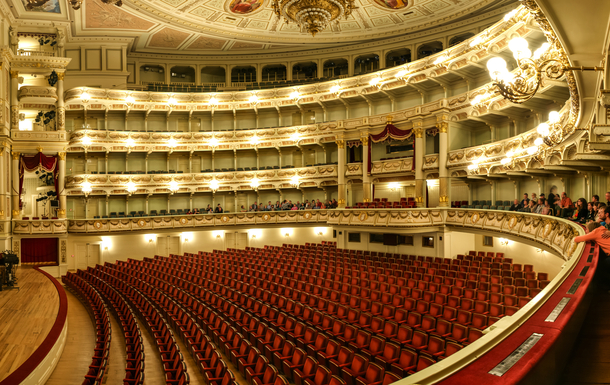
[12,209,19,217]
[437,122,448,133]
[57,72,65,81]
[58,152,66,160]
[360,136,369,146]
[336,140,345,149]
[10,70,18,79]
[413,127,424,138]
[11,152,20,160]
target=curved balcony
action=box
[65,165,339,195]
[65,6,542,110]
[18,86,58,103]
[64,207,589,383]
[13,218,68,235]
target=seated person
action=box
[214,204,223,213]
[509,199,522,211]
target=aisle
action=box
[558,282,610,384]
[46,287,95,385]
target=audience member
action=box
[548,186,558,208]
[520,193,530,207]
[214,204,223,213]
[509,199,522,211]
[592,195,600,203]
[587,202,596,222]
[534,198,545,214]
[572,198,588,222]
[559,192,574,217]
[599,205,609,226]
[606,191,610,206]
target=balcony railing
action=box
[17,49,56,57]
[13,218,67,234]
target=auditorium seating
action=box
[64,242,549,385]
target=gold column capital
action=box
[11,151,20,160]
[413,127,424,138]
[360,136,369,146]
[58,152,66,160]
[336,140,345,149]
[57,72,65,81]
[437,122,449,133]
[0,210,4,218]
[12,209,19,217]
[10,70,18,79]
[36,146,43,153]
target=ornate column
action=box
[337,139,346,208]
[10,70,19,130]
[11,152,20,218]
[56,72,65,131]
[413,124,425,207]
[58,152,67,218]
[0,145,5,219]
[438,121,450,207]
[361,135,372,202]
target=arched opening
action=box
[386,49,411,68]
[354,54,380,75]
[417,41,443,59]
[140,65,165,86]
[449,32,475,47]
[231,66,256,84]
[170,66,195,84]
[201,66,226,86]
[262,64,287,83]
[292,62,317,81]
[322,59,348,79]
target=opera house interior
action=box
[0,0,608,384]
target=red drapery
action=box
[368,124,415,172]
[19,153,59,209]
[21,238,58,264]
[370,123,413,143]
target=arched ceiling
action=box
[7,0,517,53]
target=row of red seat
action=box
[112,257,442,384]
[77,270,145,384]
[63,273,111,385]
[121,252,480,376]
[82,267,190,385]
[93,264,237,385]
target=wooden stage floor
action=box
[0,266,60,382]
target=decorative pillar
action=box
[0,146,5,219]
[361,135,371,202]
[11,152,20,218]
[58,152,67,218]
[438,121,450,207]
[10,70,19,130]
[413,125,425,207]
[57,72,65,131]
[337,140,346,208]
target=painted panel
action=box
[106,49,122,71]
[85,49,102,70]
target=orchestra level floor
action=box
[0,266,59,382]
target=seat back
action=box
[302,357,318,376]
[349,354,369,373]
[311,365,331,385]
[363,362,385,384]
[336,347,355,365]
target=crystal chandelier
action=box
[272,0,356,36]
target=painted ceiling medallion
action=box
[23,0,60,12]
[373,0,408,10]
[272,0,357,36]
[229,0,264,14]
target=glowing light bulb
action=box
[433,56,446,65]
[537,123,550,137]
[82,136,92,146]
[126,181,137,193]
[290,91,300,100]
[168,138,177,148]
[503,9,518,21]
[125,138,135,147]
[210,180,219,191]
[548,111,560,123]
[209,97,218,106]
[125,95,135,104]
[501,157,511,165]
[82,181,92,193]
[169,180,179,192]
[291,133,300,142]
[527,146,539,155]
[468,164,478,170]
[250,178,260,188]
[509,37,529,55]
[534,138,544,146]
[395,70,408,78]
[81,92,90,101]
[506,150,514,157]
[330,85,341,94]
[249,95,259,104]
[209,138,219,147]
[290,176,300,186]
[250,136,260,145]
[369,77,382,87]
[168,97,177,105]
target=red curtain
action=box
[368,124,415,172]
[19,153,59,209]
[370,124,413,143]
[21,238,58,264]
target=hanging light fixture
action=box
[272,0,357,36]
